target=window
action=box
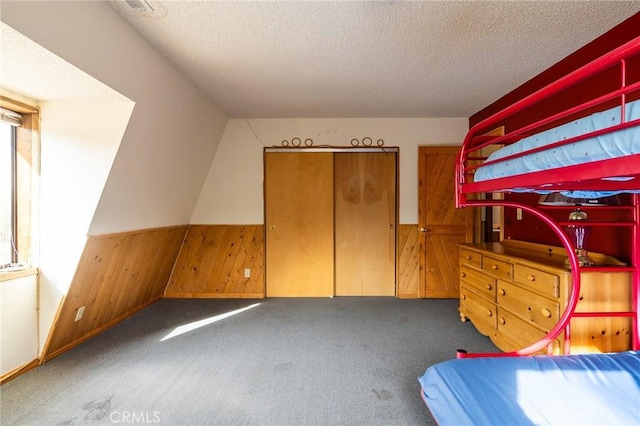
[0,100,39,270]
[1,113,18,265]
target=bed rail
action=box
[456,35,640,206]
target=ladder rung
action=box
[571,311,635,318]
[558,221,635,227]
[579,266,635,272]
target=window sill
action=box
[0,266,39,282]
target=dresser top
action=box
[459,240,626,270]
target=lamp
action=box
[564,208,595,268]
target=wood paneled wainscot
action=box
[458,240,632,354]
[397,224,420,298]
[44,226,188,361]
[165,225,265,298]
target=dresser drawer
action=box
[460,248,482,269]
[497,308,554,350]
[493,323,562,355]
[461,285,497,331]
[460,266,496,301]
[482,255,513,282]
[497,280,560,332]
[514,264,560,299]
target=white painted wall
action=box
[191,118,468,225]
[37,101,133,352]
[0,274,38,376]
[1,1,228,235]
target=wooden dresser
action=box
[458,240,632,354]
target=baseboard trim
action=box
[43,296,162,363]
[398,293,419,299]
[1,358,40,385]
[164,292,265,299]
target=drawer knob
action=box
[461,272,466,278]
[541,308,552,318]
[499,288,506,296]
[485,284,492,290]
[462,294,466,300]
[465,255,472,260]
[499,317,506,325]
[528,274,536,282]
[487,310,493,317]
[491,264,499,270]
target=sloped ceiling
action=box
[0,22,129,103]
[108,0,640,118]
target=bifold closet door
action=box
[334,152,397,296]
[264,152,334,297]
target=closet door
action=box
[334,151,397,296]
[264,152,334,297]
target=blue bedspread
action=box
[418,351,640,426]
[474,100,640,197]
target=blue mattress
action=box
[474,100,640,197]
[418,351,640,426]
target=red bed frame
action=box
[456,35,640,358]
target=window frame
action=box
[0,95,39,272]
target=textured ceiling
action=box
[108,1,638,118]
[0,22,129,103]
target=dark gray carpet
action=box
[1,297,498,425]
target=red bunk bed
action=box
[456,35,640,358]
[418,36,640,425]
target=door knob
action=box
[420,227,430,233]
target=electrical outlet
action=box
[75,306,85,322]
[244,268,251,278]
[516,208,523,220]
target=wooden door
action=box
[264,152,334,297]
[334,152,397,296]
[418,146,473,298]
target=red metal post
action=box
[633,193,639,350]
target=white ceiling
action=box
[107,1,639,119]
[0,23,130,104]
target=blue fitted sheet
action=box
[418,351,640,426]
[474,100,640,197]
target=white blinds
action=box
[0,108,22,127]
